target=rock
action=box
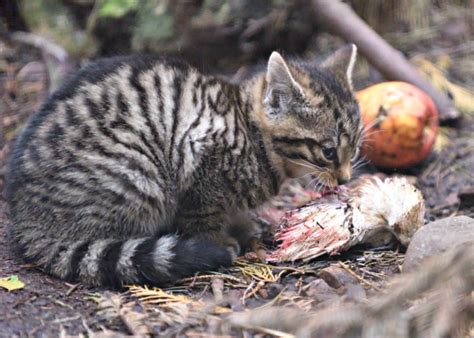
[303,279,339,304]
[403,216,474,272]
[318,265,366,301]
[319,265,356,289]
[318,265,348,289]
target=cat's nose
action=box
[337,177,349,185]
[337,163,352,185]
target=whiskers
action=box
[287,158,324,171]
[306,172,324,191]
[361,130,384,146]
[305,171,337,194]
[352,155,369,170]
[363,117,383,132]
[359,119,385,145]
[286,158,333,193]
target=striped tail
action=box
[49,235,232,288]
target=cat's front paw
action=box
[226,215,266,250]
[203,232,241,262]
[223,237,241,262]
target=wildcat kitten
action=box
[5,45,362,288]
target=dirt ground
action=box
[0,199,119,336]
[0,27,473,336]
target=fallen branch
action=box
[9,31,76,92]
[311,0,461,122]
[10,31,68,63]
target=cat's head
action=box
[262,44,363,187]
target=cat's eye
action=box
[322,147,337,161]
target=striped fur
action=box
[5,46,361,288]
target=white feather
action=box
[269,176,425,262]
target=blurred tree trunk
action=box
[350,0,431,35]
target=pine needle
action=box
[178,273,245,287]
[127,285,230,314]
[235,260,280,282]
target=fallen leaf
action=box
[0,275,25,291]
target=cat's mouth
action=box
[308,174,340,196]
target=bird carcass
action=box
[268,177,425,263]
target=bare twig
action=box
[9,31,68,63]
[178,273,244,285]
[242,280,265,304]
[236,324,296,338]
[97,292,151,336]
[9,31,76,91]
[65,283,80,296]
[338,261,382,292]
[211,278,224,303]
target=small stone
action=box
[318,265,366,301]
[403,216,474,272]
[303,279,339,304]
[318,265,358,289]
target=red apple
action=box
[356,82,439,168]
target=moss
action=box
[19,0,97,57]
[131,1,175,52]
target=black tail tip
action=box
[170,238,233,280]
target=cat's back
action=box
[5,55,212,206]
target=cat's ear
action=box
[264,52,303,116]
[321,44,357,89]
